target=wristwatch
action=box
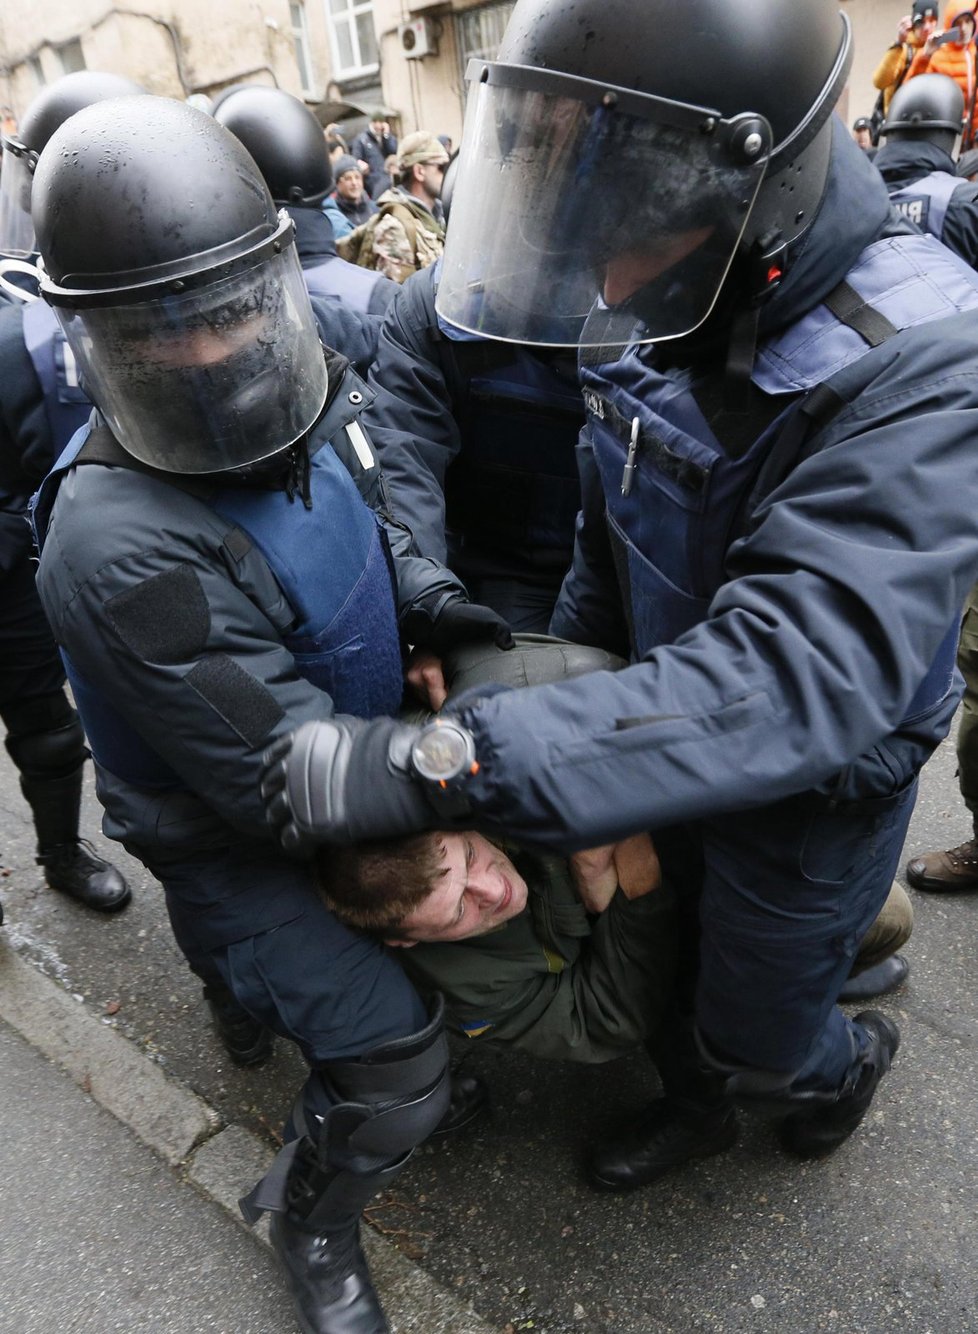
[410,717,480,815]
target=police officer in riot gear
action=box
[263,0,978,1188]
[0,72,144,921]
[212,84,398,317]
[362,149,585,633]
[876,73,978,266]
[30,95,505,1333]
[362,263,584,634]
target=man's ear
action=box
[384,937,417,949]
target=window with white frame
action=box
[457,0,516,73]
[57,39,86,75]
[290,2,315,94]
[325,0,379,78]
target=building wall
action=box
[0,0,933,141]
[0,0,336,117]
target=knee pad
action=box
[318,994,451,1163]
[4,696,87,780]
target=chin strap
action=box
[723,230,788,411]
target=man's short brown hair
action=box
[315,833,447,934]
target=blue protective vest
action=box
[303,254,389,315]
[435,314,584,570]
[582,233,978,733]
[33,423,404,789]
[22,299,93,449]
[887,170,961,242]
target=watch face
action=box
[412,723,471,783]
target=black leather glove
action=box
[402,595,514,657]
[261,716,434,856]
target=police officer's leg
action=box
[587,824,738,1192]
[158,849,448,1334]
[0,561,129,912]
[694,785,914,1159]
[907,580,978,891]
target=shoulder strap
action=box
[822,280,899,348]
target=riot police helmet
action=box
[212,85,333,207]
[436,0,852,347]
[32,96,329,475]
[882,73,964,157]
[0,71,144,258]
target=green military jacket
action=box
[400,844,678,1063]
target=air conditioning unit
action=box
[399,17,438,59]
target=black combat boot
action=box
[22,768,131,912]
[587,1015,737,1192]
[203,982,275,1067]
[270,1144,401,1334]
[779,1010,900,1159]
[246,999,451,1334]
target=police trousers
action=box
[694,779,916,1096]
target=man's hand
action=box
[406,649,448,712]
[570,833,661,914]
[261,717,433,855]
[896,14,912,43]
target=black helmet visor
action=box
[436,61,772,347]
[39,217,328,473]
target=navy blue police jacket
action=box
[437,122,978,849]
[361,262,585,591]
[31,350,467,946]
[290,206,398,316]
[875,137,978,268]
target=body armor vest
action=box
[33,423,403,788]
[436,315,584,580]
[582,233,978,758]
[887,169,960,241]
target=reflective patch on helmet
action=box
[185,654,285,747]
[106,565,210,665]
[459,1019,494,1038]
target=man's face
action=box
[417,156,448,202]
[853,126,872,149]
[371,118,388,136]
[389,833,528,945]
[602,225,715,306]
[956,14,976,42]
[914,12,938,43]
[336,169,364,202]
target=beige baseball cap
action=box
[397,131,449,171]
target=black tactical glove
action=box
[401,594,514,657]
[261,716,434,856]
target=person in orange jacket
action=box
[908,2,978,146]
[874,4,939,118]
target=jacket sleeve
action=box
[308,295,381,377]
[323,360,470,628]
[35,467,349,840]
[362,270,463,565]
[873,45,907,93]
[549,423,632,655]
[940,189,978,270]
[453,323,978,847]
